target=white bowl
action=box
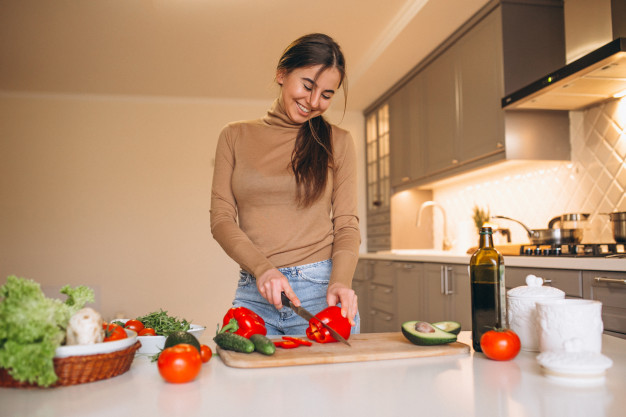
[55,329,138,358]
[118,319,206,354]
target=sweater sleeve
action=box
[328,129,361,288]
[210,124,275,278]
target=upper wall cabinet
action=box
[365,105,391,252]
[368,0,571,190]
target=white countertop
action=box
[362,250,626,272]
[2,332,625,417]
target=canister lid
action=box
[507,275,565,298]
[536,350,613,384]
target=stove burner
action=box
[519,243,626,257]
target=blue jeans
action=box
[232,259,360,336]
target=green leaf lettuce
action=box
[0,275,95,387]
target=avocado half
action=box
[401,321,457,346]
[432,321,462,335]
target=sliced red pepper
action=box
[274,340,300,349]
[305,306,351,344]
[282,336,312,347]
[220,307,267,338]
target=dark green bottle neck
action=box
[479,228,494,248]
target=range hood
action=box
[502,38,626,110]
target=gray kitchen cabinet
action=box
[423,263,471,331]
[389,76,427,188]
[352,259,373,333]
[506,267,583,298]
[365,105,391,252]
[583,270,626,340]
[388,83,411,188]
[421,47,458,176]
[366,0,568,190]
[455,9,504,163]
[357,259,423,333]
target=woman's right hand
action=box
[256,268,301,310]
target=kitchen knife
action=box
[280,292,351,347]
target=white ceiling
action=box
[0,0,490,111]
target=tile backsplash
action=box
[430,97,626,251]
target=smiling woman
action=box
[210,33,361,336]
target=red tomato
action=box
[480,328,521,361]
[124,319,144,333]
[157,344,202,383]
[138,327,156,336]
[200,345,212,363]
[103,322,127,342]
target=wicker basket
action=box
[0,341,141,388]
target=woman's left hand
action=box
[326,283,358,326]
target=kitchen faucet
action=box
[416,201,453,251]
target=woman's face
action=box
[276,64,342,124]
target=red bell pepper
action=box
[273,340,300,349]
[282,336,312,347]
[220,307,267,338]
[306,306,351,343]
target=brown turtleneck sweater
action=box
[210,98,360,287]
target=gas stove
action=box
[519,243,626,257]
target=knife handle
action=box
[280,291,291,307]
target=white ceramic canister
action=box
[536,299,603,354]
[507,275,565,351]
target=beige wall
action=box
[0,92,365,341]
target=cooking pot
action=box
[492,215,584,245]
[606,211,626,243]
[548,213,590,229]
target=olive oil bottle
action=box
[469,226,505,352]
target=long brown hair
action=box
[277,33,347,207]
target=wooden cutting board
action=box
[466,243,522,256]
[217,332,470,368]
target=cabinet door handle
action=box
[384,315,393,321]
[442,266,453,295]
[384,288,392,294]
[370,285,377,291]
[594,277,626,284]
[440,266,445,294]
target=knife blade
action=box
[281,292,351,347]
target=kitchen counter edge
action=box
[360,251,626,272]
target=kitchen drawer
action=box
[368,236,391,252]
[370,283,394,312]
[367,223,390,236]
[353,260,372,283]
[583,271,626,335]
[506,267,583,298]
[369,308,396,333]
[371,260,395,286]
[368,210,391,225]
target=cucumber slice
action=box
[432,321,462,335]
[401,321,457,346]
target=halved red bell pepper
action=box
[305,306,351,344]
[220,307,267,338]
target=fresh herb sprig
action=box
[136,309,191,336]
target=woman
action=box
[210,33,360,335]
